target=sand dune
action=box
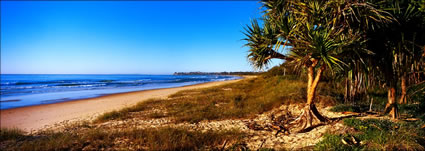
[0,79,243,132]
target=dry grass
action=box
[96,75,314,123]
[0,127,244,151]
[0,128,25,141]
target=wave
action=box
[98,80,115,83]
[0,99,21,102]
[13,81,64,85]
[5,79,118,86]
[0,75,240,99]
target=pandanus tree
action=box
[366,0,425,118]
[244,0,391,132]
[389,1,425,104]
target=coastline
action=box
[0,77,247,132]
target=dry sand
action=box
[0,78,244,132]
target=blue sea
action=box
[0,74,240,110]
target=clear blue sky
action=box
[1,1,281,74]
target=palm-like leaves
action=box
[366,0,425,105]
[367,0,425,81]
[244,0,388,72]
[243,19,288,69]
[289,22,361,72]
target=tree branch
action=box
[264,51,294,61]
[312,65,325,90]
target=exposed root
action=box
[248,104,331,136]
[270,111,294,136]
[285,104,329,134]
[245,104,352,136]
[384,103,399,119]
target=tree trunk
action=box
[383,62,398,119]
[399,75,407,104]
[288,65,328,133]
[385,86,398,119]
[344,78,349,103]
[353,73,358,102]
[306,66,316,105]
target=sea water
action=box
[0,74,240,109]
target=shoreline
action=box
[1,79,240,110]
[0,77,247,132]
[1,75,242,110]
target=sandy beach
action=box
[0,78,243,132]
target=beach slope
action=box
[0,79,242,132]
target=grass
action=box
[1,127,244,151]
[95,98,163,122]
[96,110,124,121]
[315,133,361,151]
[315,118,425,150]
[0,128,25,141]
[96,75,322,123]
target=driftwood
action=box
[220,140,228,151]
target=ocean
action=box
[0,74,241,109]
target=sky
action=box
[1,1,281,74]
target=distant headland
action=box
[173,71,262,75]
